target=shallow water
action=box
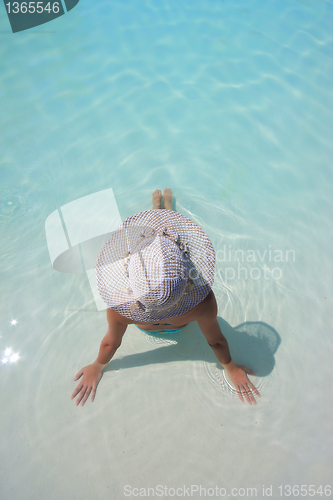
[1,0,333,498]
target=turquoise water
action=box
[1,0,333,499]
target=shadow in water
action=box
[105,317,280,377]
[217,318,280,376]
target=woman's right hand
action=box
[71,363,104,406]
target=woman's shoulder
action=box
[173,289,217,323]
[106,307,133,325]
[191,289,217,318]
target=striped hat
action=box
[96,209,215,322]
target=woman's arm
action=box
[71,312,127,406]
[196,292,260,404]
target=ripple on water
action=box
[143,332,178,347]
[203,361,268,400]
[201,320,281,401]
[0,187,33,222]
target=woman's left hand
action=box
[224,361,261,404]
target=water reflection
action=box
[2,347,20,364]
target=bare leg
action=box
[163,188,173,210]
[152,189,162,209]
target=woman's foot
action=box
[152,189,162,209]
[163,188,173,210]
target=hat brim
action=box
[95,210,215,322]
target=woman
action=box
[71,189,260,406]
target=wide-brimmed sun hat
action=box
[96,209,215,322]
